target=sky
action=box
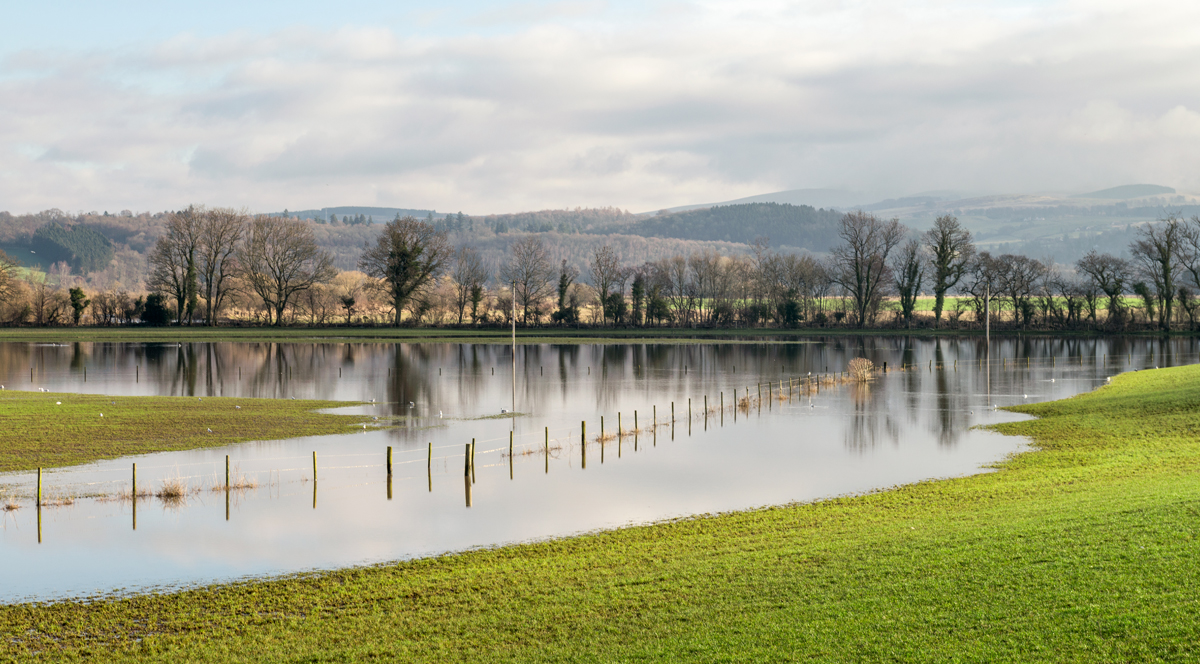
[2,0,1200,215]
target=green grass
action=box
[0,390,375,474]
[3,365,1200,661]
[0,324,1167,345]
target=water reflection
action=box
[2,336,1199,601]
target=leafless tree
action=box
[829,211,905,328]
[1173,215,1200,299]
[653,255,694,325]
[891,238,924,328]
[498,236,555,325]
[0,249,16,305]
[451,247,489,325]
[197,207,246,325]
[588,245,624,324]
[962,252,1003,326]
[147,206,203,324]
[238,216,336,326]
[923,215,974,327]
[1130,214,1184,330]
[996,254,1047,328]
[1075,251,1132,328]
[359,216,453,326]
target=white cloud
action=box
[2,0,1200,214]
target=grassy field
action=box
[0,323,1168,345]
[0,390,375,474]
[0,325,943,344]
[2,362,1199,660]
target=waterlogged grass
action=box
[3,366,1200,660]
[0,391,374,473]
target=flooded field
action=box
[1,336,1195,602]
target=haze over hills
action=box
[649,188,874,215]
[3,183,1198,294]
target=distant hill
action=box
[280,206,445,223]
[650,188,870,215]
[1072,184,1176,200]
[611,202,844,250]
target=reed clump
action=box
[504,442,564,459]
[156,477,195,506]
[211,465,258,492]
[848,357,876,382]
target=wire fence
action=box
[3,348,1194,504]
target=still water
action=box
[1,336,1195,602]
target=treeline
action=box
[2,205,1199,333]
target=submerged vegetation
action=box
[0,391,373,473]
[1,356,1197,660]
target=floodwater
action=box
[0,336,1195,602]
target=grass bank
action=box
[0,390,374,473]
[3,366,1200,660]
[0,325,1155,345]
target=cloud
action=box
[2,0,1200,214]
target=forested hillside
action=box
[614,203,844,249]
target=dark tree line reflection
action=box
[5,336,1200,453]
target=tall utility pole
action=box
[984,283,990,345]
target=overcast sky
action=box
[2,0,1199,215]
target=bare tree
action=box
[0,249,16,305]
[829,211,905,328]
[653,255,694,325]
[498,236,554,325]
[146,206,203,324]
[923,215,974,327]
[238,216,336,326]
[891,238,924,328]
[197,207,246,325]
[1076,251,1132,328]
[451,247,489,325]
[1174,215,1200,296]
[1130,214,1184,330]
[588,245,623,324]
[996,254,1047,328]
[962,252,1003,327]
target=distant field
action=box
[0,325,997,345]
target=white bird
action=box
[56,401,61,405]
[1023,394,1028,399]
[291,396,296,400]
[111,401,115,405]
[1155,365,1159,370]
[439,410,443,418]
[970,410,974,414]
[207,428,213,433]
[373,416,378,420]
[197,398,202,401]
[362,424,367,429]
[1050,379,1055,383]
[235,406,241,410]
[100,413,103,417]
[370,398,376,403]
[501,408,509,414]
[1106,377,1112,382]
[408,401,414,408]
